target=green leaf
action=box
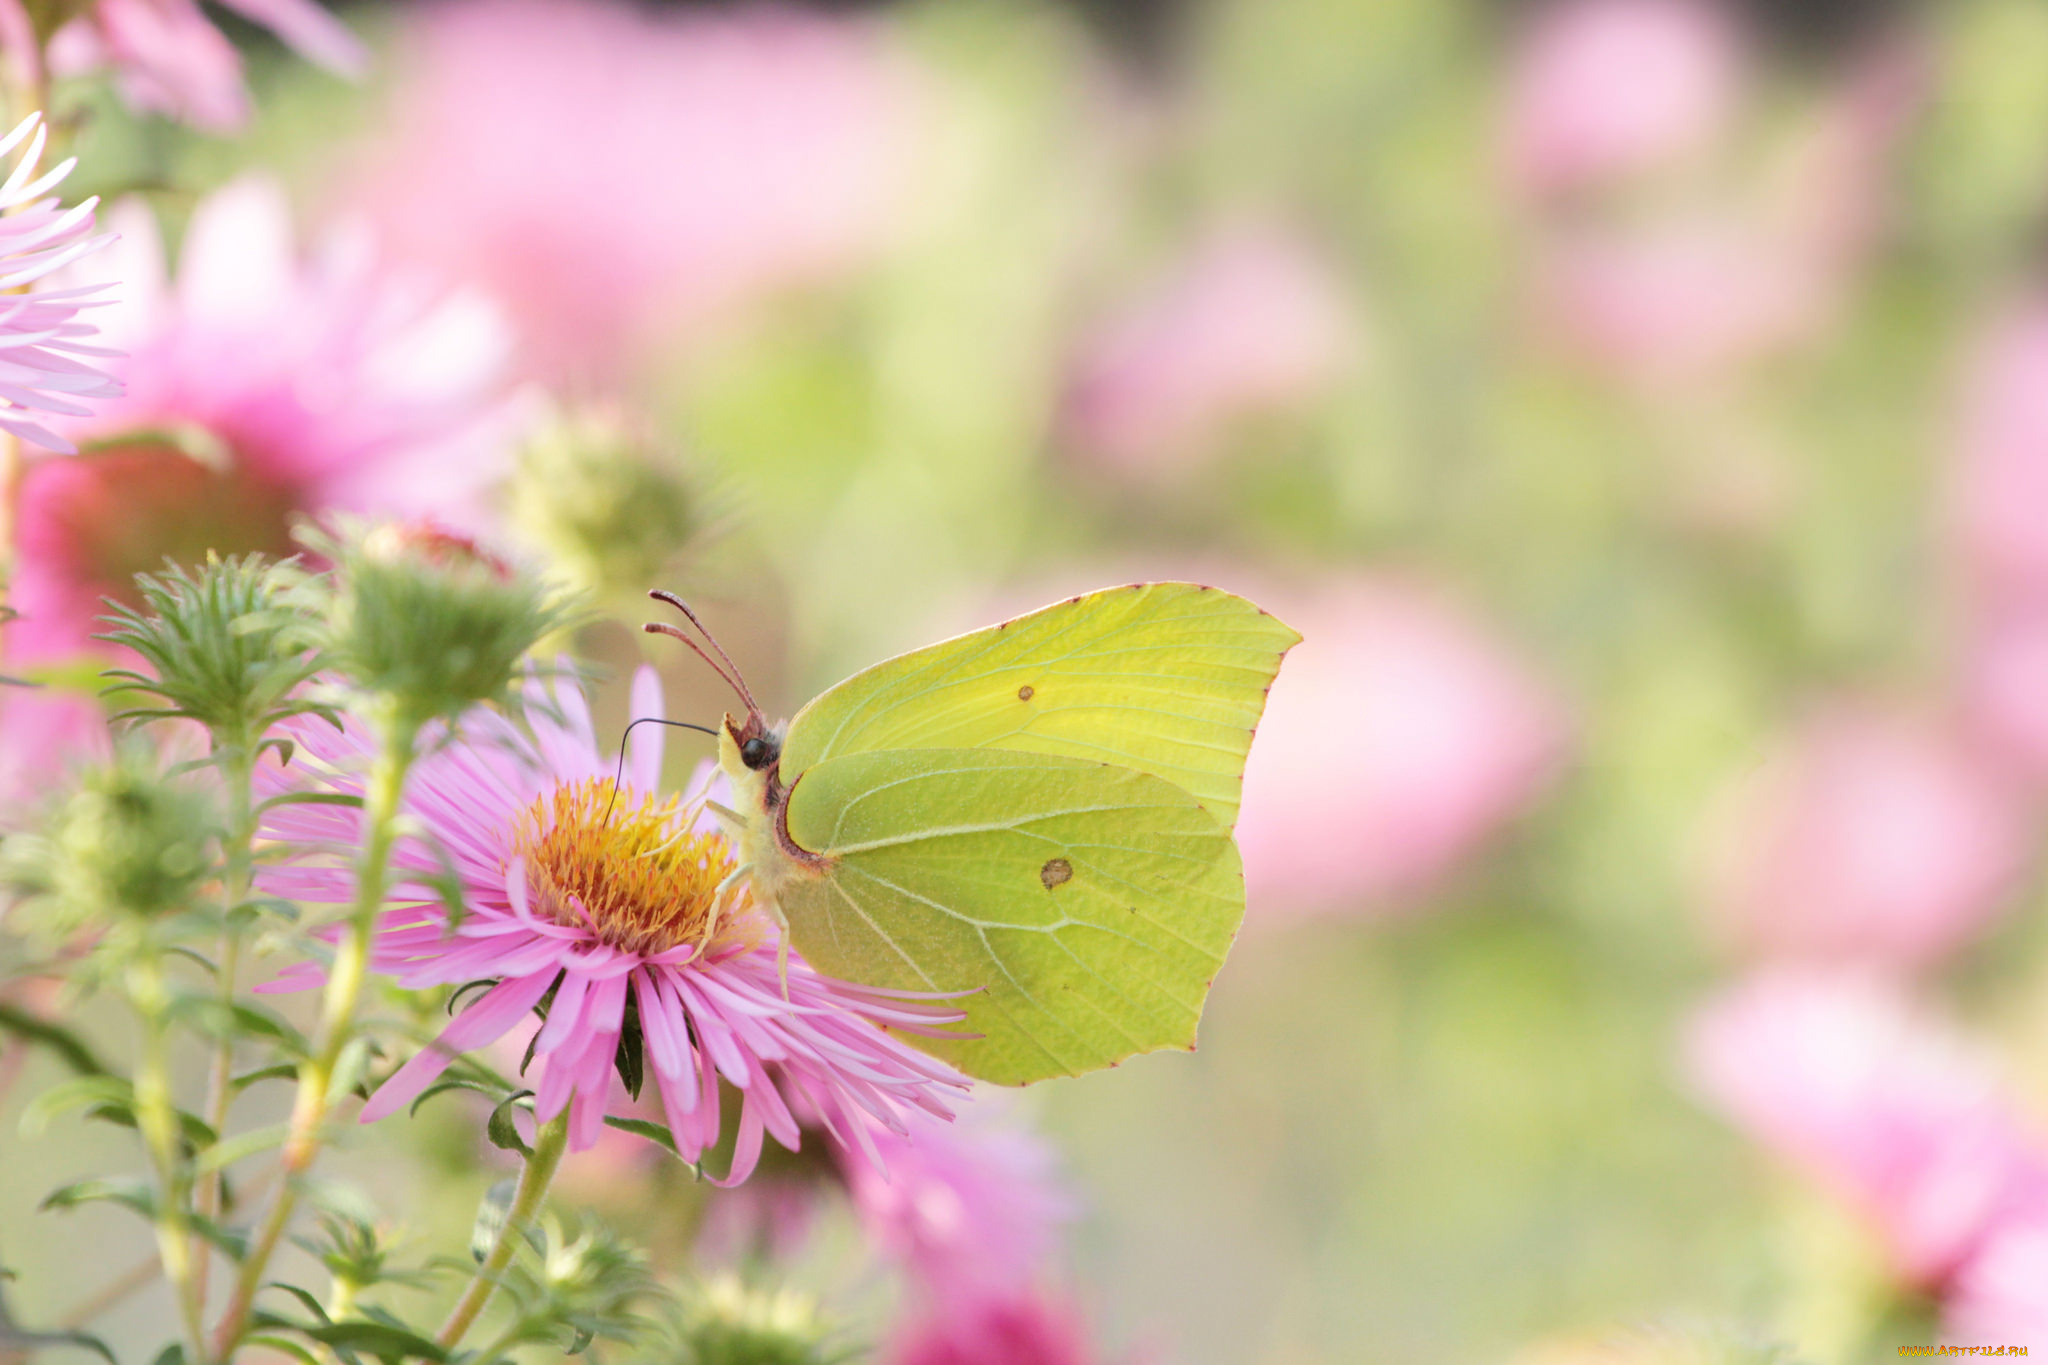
[0,1003,110,1076]
[164,946,219,975]
[406,1078,506,1118]
[265,1283,332,1323]
[231,1062,301,1093]
[329,1037,373,1103]
[247,1335,324,1365]
[41,1179,247,1260]
[151,1343,187,1365]
[254,790,362,817]
[234,893,305,923]
[250,1313,449,1363]
[21,1076,134,1135]
[0,1291,118,1365]
[170,997,307,1055]
[193,1123,291,1175]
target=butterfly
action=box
[646,583,1298,1085]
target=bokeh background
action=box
[10,0,2048,1360]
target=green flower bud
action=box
[2,746,215,928]
[492,1217,654,1357]
[310,520,576,728]
[96,552,326,746]
[665,1278,834,1365]
[509,409,701,605]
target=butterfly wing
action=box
[778,582,1298,830]
[778,746,1243,1084]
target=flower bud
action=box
[669,1277,833,1365]
[496,1217,651,1355]
[96,553,321,744]
[313,520,574,727]
[509,409,700,604]
[2,745,215,928]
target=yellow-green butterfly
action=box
[646,583,1299,1086]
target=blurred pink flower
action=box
[693,1175,824,1267]
[1958,605,2048,786]
[1699,705,2029,970]
[1686,969,2048,1291]
[350,0,922,386]
[1501,0,1743,202]
[46,0,366,132]
[1527,38,1921,390]
[892,1293,1104,1365]
[841,1101,1076,1308]
[0,178,509,810]
[1953,296,2048,602]
[0,111,120,454]
[1532,220,1828,387]
[1062,227,1352,475]
[1946,1222,2048,1340]
[12,176,512,667]
[1236,577,1568,914]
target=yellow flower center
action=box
[510,777,752,956]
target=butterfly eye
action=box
[740,736,774,770]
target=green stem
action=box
[435,1113,570,1351]
[130,957,209,1365]
[193,738,257,1309]
[461,1318,531,1365]
[210,716,420,1362]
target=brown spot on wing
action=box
[1017,684,1034,701]
[1039,857,1073,890]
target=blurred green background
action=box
[14,0,2048,1361]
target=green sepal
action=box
[485,1091,534,1158]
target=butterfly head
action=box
[715,710,787,832]
[722,709,783,773]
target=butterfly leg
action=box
[695,861,750,947]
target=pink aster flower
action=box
[1235,576,1568,915]
[842,1101,1076,1307]
[348,0,924,386]
[45,0,367,132]
[1061,226,1353,477]
[0,111,120,455]
[1686,970,2048,1291]
[1696,704,2029,971]
[256,667,969,1183]
[1501,0,1743,203]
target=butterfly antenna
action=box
[602,716,719,826]
[644,590,762,719]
